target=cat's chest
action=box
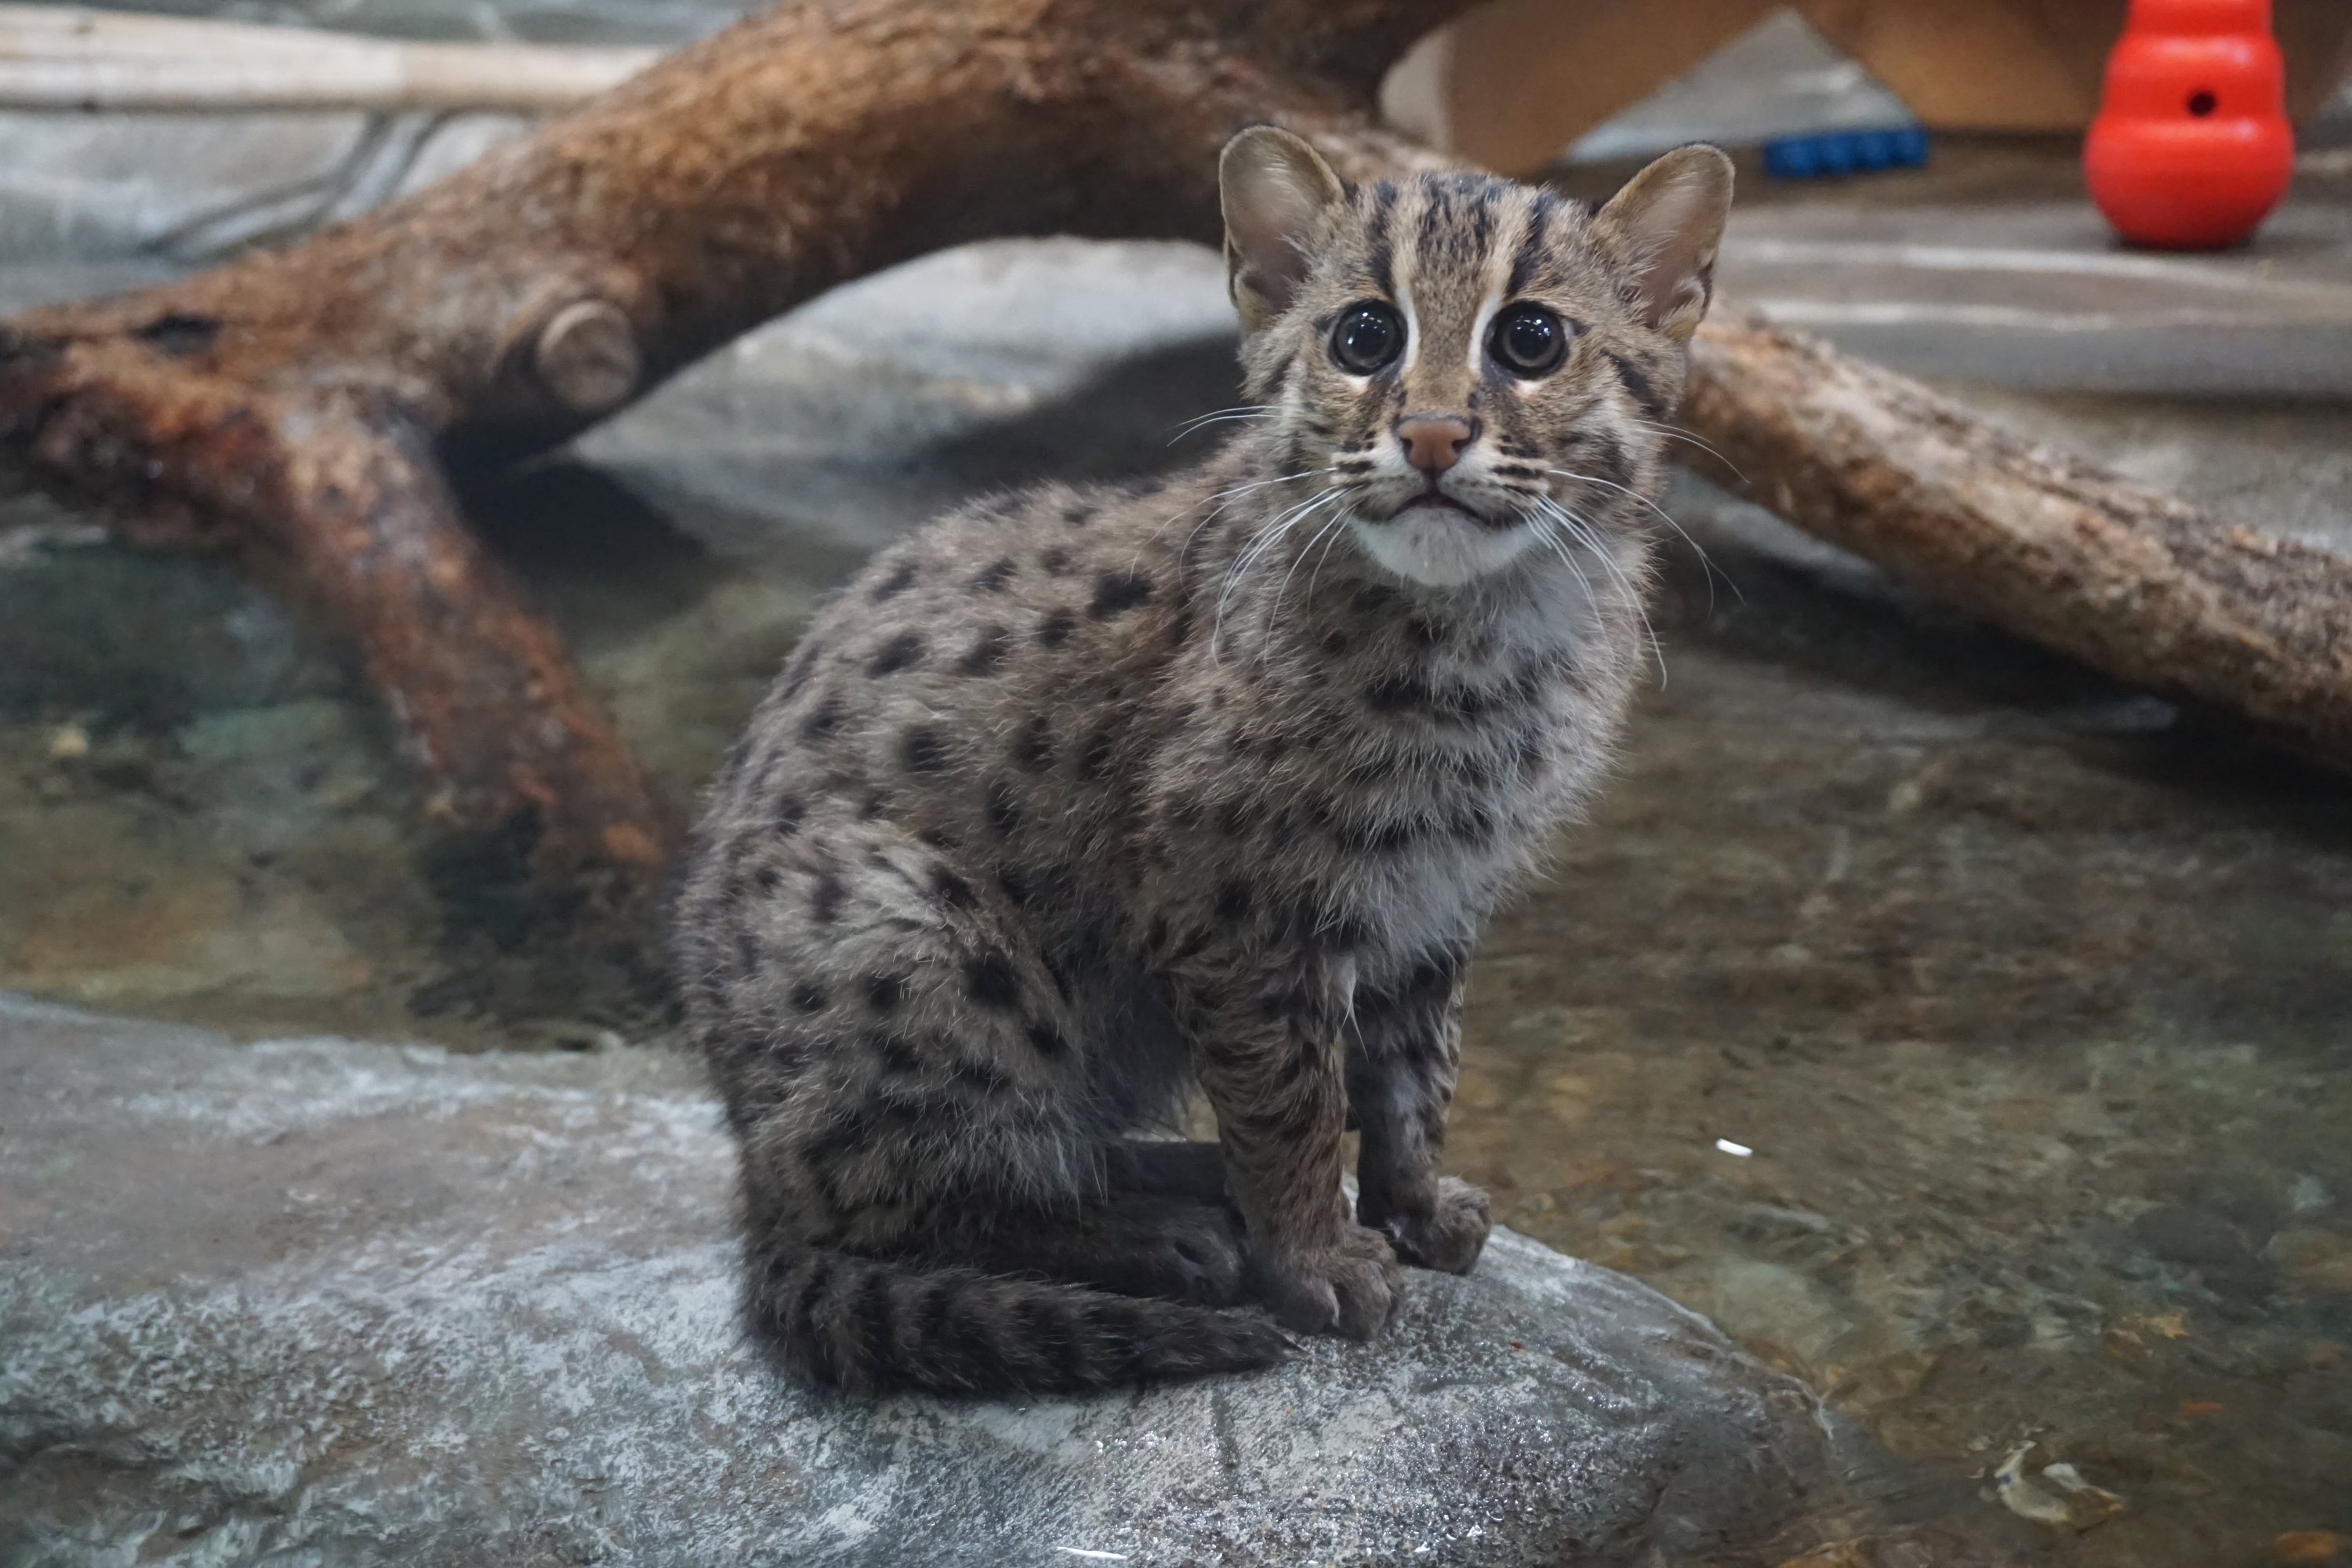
[1261,619,1600,933]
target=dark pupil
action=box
[1338,308,1397,370]
[1504,311,1556,367]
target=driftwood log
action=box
[0,0,1464,909]
[1683,320,2352,771]
[2,0,2347,913]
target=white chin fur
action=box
[1349,508,1536,588]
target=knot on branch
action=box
[532,299,640,416]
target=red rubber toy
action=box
[2084,0,2296,250]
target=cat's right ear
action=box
[1219,126,1346,334]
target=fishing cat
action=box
[673,127,1733,1393]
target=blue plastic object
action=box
[1762,125,1931,179]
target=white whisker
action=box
[1167,405,1276,445]
[1627,419,1746,481]
[1214,485,1342,662]
[1534,495,1665,687]
[1546,466,1742,612]
[1300,505,1362,609]
[1261,495,1356,651]
[1127,464,1340,578]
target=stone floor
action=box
[3,9,2350,1566]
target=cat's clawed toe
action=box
[1363,1177,1491,1275]
[1254,1222,1402,1339]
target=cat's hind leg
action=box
[696,813,1279,1392]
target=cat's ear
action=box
[1219,126,1347,334]
[1594,144,1733,343]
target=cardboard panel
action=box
[1392,0,2352,172]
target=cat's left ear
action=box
[1594,144,1734,343]
[1219,126,1347,334]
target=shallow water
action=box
[4,237,2348,1563]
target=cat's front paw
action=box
[1362,1177,1490,1275]
[1253,1222,1401,1339]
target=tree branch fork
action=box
[4,0,2344,916]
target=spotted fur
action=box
[674,129,1733,1395]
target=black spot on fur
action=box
[1025,1018,1070,1058]
[866,972,907,1012]
[1011,715,1054,773]
[1078,725,1116,782]
[965,950,1022,1009]
[857,789,891,820]
[1036,609,1075,648]
[1062,499,1094,527]
[774,794,806,837]
[931,866,975,908]
[789,980,829,1013]
[996,866,1031,905]
[1088,570,1152,619]
[800,695,846,741]
[985,779,1023,837]
[971,557,1018,593]
[1363,674,1494,724]
[870,559,918,601]
[1320,630,1350,657]
[1404,950,1463,1001]
[866,632,924,677]
[902,727,948,774]
[1405,616,1447,648]
[1040,548,1073,577]
[957,626,1009,674]
[1213,880,1253,924]
[810,869,847,924]
[778,640,825,702]
[873,1030,924,1075]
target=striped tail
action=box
[746,1240,1291,1395]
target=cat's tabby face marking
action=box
[1220,129,1733,590]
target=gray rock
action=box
[0,995,1866,1566]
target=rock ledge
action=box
[0,996,1854,1565]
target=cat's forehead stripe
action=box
[1507,190,1561,298]
[1363,182,1397,298]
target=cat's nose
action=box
[1396,414,1475,477]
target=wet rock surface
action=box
[0,994,1868,1566]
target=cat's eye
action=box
[1330,303,1405,375]
[1488,303,1570,378]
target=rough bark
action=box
[0,0,1464,905]
[1684,315,2352,770]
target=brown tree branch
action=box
[1683,317,2352,771]
[3,0,2346,912]
[0,0,1474,904]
